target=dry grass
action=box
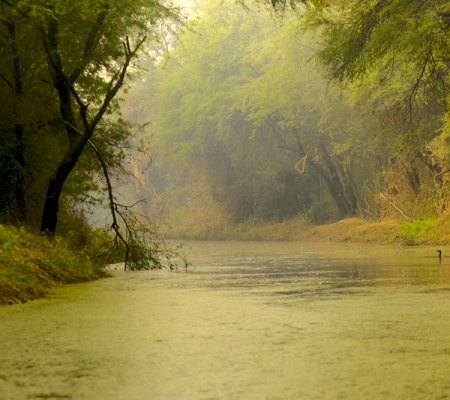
[161,215,430,245]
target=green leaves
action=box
[135,1,382,221]
[316,0,449,110]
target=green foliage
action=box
[397,218,438,246]
[311,1,445,83]
[131,1,383,224]
[304,0,450,218]
[0,0,179,222]
[0,0,184,271]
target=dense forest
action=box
[122,0,450,238]
[0,0,185,270]
[1,0,450,247]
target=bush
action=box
[397,218,437,246]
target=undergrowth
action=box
[0,224,106,305]
[397,218,438,246]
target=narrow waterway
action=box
[2,241,450,399]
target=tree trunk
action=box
[40,149,78,233]
[40,176,63,234]
[6,20,26,222]
[309,142,358,217]
[40,17,86,234]
[39,127,91,233]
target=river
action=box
[2,241,450,399]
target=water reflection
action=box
[183,242,450,303]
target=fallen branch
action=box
[379,193,413,221]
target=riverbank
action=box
[0,224,107,305]
[3,215,447,305]
[161,215,450,245]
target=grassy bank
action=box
[0,224,107,305]
[161,215,450,245]
[161,216,398,242]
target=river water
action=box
[2,241,450,399]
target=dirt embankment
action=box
[284,218,401,243]
[162,215,449,245]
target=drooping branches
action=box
[64,120,189,270]
[40,7,147,234]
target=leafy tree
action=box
[308,0,449,215]
[0,0,190,269]
[262,0,449,217]
[35,0,176,234]
[0,0,178,235]
[236,17,375,217]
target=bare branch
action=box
[379,193,413,221]
[88,36,147,133]
[0,72,13,89]
[64,120,133,268]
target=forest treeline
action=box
[122,0,450,236]
[1,0,449,245]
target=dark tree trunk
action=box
[308,142,358,217]
[4,20,27,222]
[40,147,80,233]
[40,17,87,234]
[40,176,63,234]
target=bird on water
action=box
[437,250,442,260]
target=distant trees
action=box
[125,0,449,229]
[235,19,372,218]
[130,2,384,224]
[147,3,320,221]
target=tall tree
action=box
[0,0,177,234]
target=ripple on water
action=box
[2,242,450,399]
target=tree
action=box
[40,0,176,234]
[262,0,450,217]
[307,0,450,214]
[0,2,45,222]
[0,0,177,234]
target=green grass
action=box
[0,224,107,305]
[396,218,438,246]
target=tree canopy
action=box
[121,0,450,233]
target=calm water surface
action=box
[2,241,450,399]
